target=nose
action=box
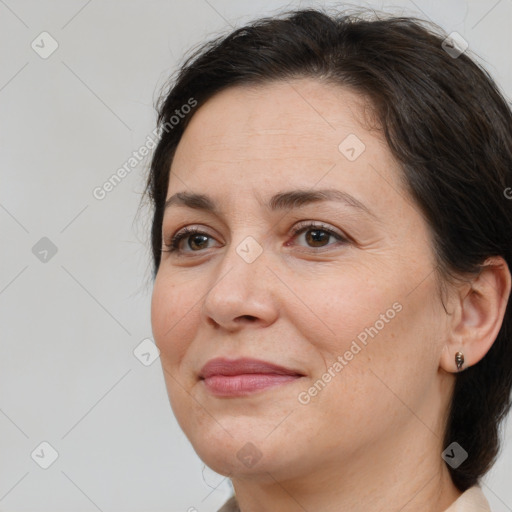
[201,237,279,331]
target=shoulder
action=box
[216,494,240,512]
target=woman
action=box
[145,7,512,511]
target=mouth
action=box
[199,357,305,397]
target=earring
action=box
[455,351,464,371]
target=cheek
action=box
[287,266,401,356]
[292,298,438,451]
[290,264,439,398]
[151,274,202,431]
[151,273,196,367]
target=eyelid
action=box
[164,220,344,241]
[287,221,350,249]
[162,220,350,256]
[163,225,218,252]
[290,220,346,239]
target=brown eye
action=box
[186,233,210,251]
[290,222,348,249]
[304,228,331,247]
[162,227,218,254]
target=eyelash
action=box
[162,221,349,255]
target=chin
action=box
[195,439,317,486]
[168,384,314,475]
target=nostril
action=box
[237,315,257,322]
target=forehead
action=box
[168,79,406,216]
[175,79,371,159]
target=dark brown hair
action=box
[145,7,512,491]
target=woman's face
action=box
[151,79,453,481]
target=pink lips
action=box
[199,357,304,397]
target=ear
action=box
[440,256,511,373]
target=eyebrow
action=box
[163,188,377,218]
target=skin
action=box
[151,78,511,512]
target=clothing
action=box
[217,495,239,512]
[216,485,491,512]
[444,486,491,512]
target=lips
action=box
[199,357,304,397]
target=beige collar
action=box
[443,486,491,512]
[217,485,491,512]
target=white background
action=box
[1,1,511,511]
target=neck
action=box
[229,418,462,512]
